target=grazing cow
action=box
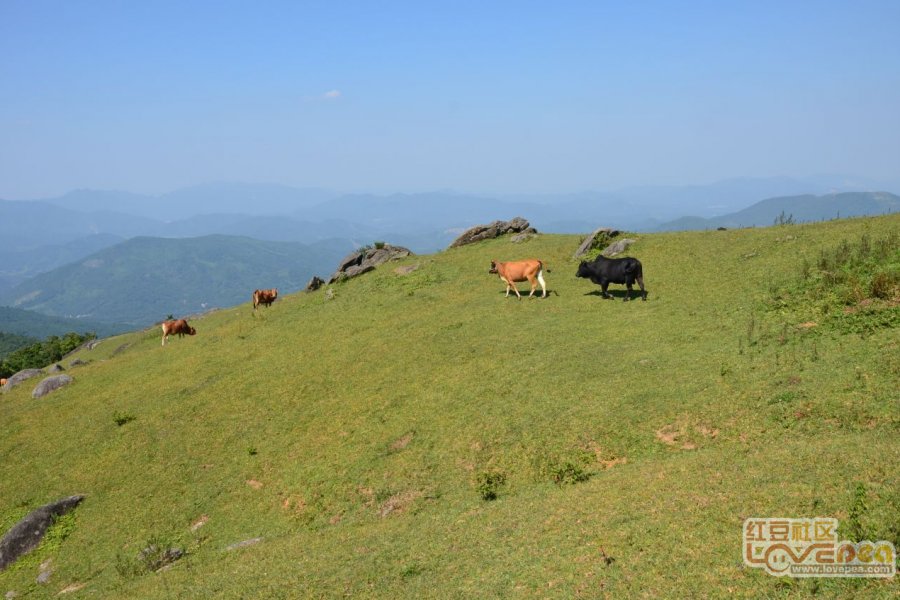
[161,319,196,346]
[253,288,278,311]
[576,256,647,301]
[489,259,549,299]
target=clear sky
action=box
[1,0,898,198]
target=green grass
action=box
[2,215,900,598]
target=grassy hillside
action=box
[1,215,900,598]
[0,235,348,326]
[656,191,900,231]
[0,306,130,340]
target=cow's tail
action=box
[539,260,551,273]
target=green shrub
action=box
[0,332,96,379]
[115,534,183,578]
[113,411,136,427]
[870,270,900,300]
[475,471,506,501]
[549,461,590,486]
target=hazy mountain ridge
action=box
[0,235,349,325]
[655,192,900,231]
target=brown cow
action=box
[489,259,549,299]
[161,318,196,346]
[253,288,278,311]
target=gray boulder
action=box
[32,375,74,399]
[326,244,414,284]
[1,369,44,393]
[342,264,375,279]
[448,218,535,248]
[69,359,86,368]
[395,263,421,275]
[603,238,636,257]
[0,495,84,571]
[224,537,264,551]
[305,276,325,292]
[48,364,64,373]
[112,343,132,356]
[573,228,622,259]
[510,231,538,243]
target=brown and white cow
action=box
[161,318,196,346]
[489,259,549,299]
[252,288,278,311]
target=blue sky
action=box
[1,1,898,198]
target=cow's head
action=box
[187,326,197,336]
[489,261,499,274]
[575,260,589,279]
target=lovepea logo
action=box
[743,518,896,578]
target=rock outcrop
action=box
[305,276,325,292]
[602,238,636,257]
[573,228,622,259]
[510,231,538,243]
[394,263,421,275]
[326,245,413,284]
[0,495,84,571]
[1,369,44,393]
[32,375,74,399]
[48,364,65,373]
[448,217,536,248]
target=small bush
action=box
[115,534,183,578]
[475,471,506,501]
[374,241,386,250]
[247,446,258,456]
[400,562,424,578]
[113,411,136,427]
[550,461,590,486]
[871,270,900,300]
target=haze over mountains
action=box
[655,192,900,232]
[1,175,898,329]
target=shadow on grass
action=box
[496,290,557,298]
[584,289,649,300]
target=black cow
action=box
[576,256,647,301]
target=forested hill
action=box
[0,235,349,325]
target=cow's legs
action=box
[537,269,547,298]
[624,282,632,302]
[527,275,537,298]
[637,275,647,301]
[601,281,611,299]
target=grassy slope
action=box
[2,215,900,599]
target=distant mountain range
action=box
[0,235,351,325]
[40,183,337,220]
[655,192,900,232]
[3,177,899,330]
